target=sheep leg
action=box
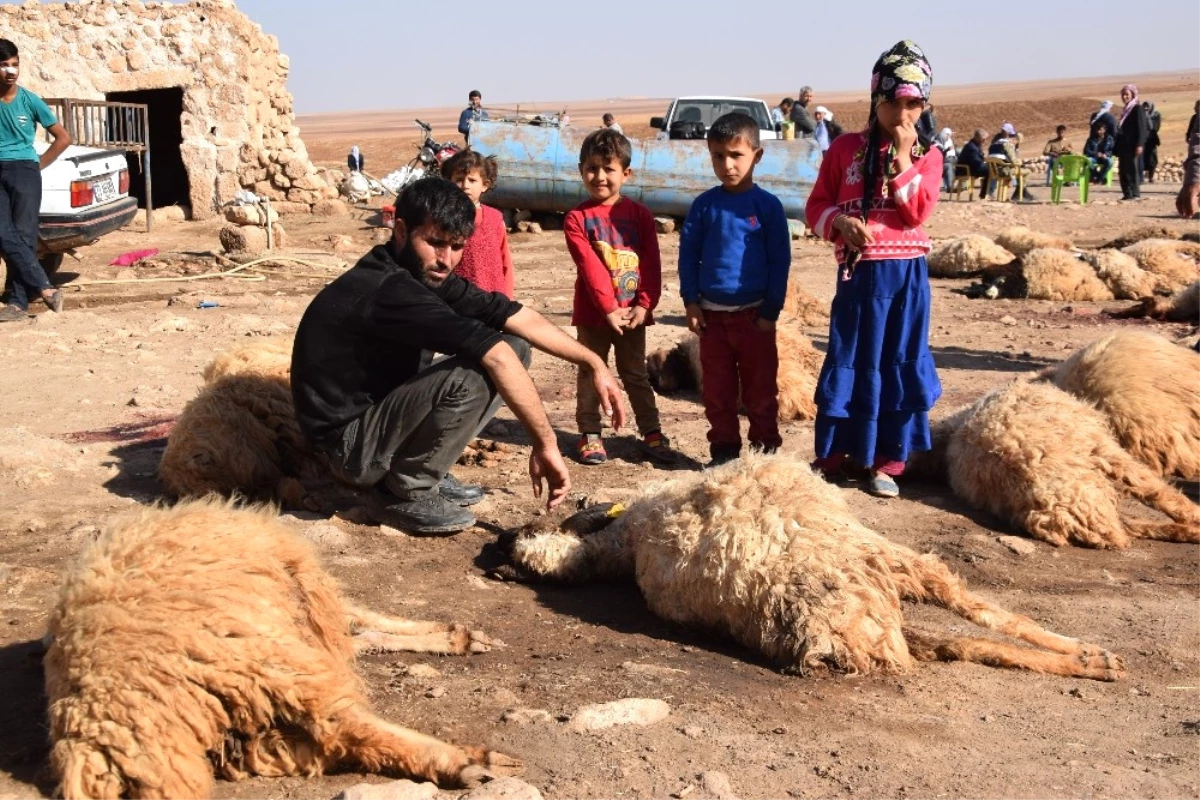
[888,550,1109,656]
[1121,516,1200,543]
[903,627,1126,681]
[329,704,522,788]
[1101,446,1200,529]
[346,605,494,654]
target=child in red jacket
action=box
[441,150,514,298]
[565,128,678,465]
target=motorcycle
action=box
[381,120,462,194]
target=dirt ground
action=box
[2,82,1199,800]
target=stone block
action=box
[219,224,268,255]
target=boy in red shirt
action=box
[565,128,678,465]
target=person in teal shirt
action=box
[0,38,72,322]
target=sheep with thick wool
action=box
[1100,225,1186,251]
[927,235,1015,278]
[781,280,829,326]
[1121,239,1200,294]
[911,381,1198,548]
[1021,248,1114,301]
[1041,330,1200,480]
[994,226,1073,259]
[159,341,322,509]
[505,455,1125,681]
[1086,249,1159,300]
[647,320,822,420]
[201,338,293,384]
[45,499,514,800]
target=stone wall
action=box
[1,0,334,219]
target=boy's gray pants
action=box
[324,334,531,499]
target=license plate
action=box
[91,175,117,204]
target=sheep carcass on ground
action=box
[1021,248,1114,301]
[44,499,514,800]
[1040,330,1200,480]
[646,320,822,421]
[504,455,1125,681]
[994,226,1073,259]
[1105,279,1200,321]
[910,380,1198,548]
[1121,239,1200,294]
[781,280,830,326]
[1085,249,1159,300]
[1099,224,1186,251]
[927,235,1015,278]
[159,341,324,509]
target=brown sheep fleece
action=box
[1041,330,1200,480]
[505,455,1125,681]
[994,226,1073,259]
[159,341,322,509]
[1121,239,1200,294]
[201,338,293,385]
[1105,280,1200,322]
[44,499,515,799]
[913,381,1198,548]
[646,320,821,421]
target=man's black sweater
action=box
[291,243,522,448]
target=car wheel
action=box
[39,253,64,276]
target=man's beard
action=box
[394,242,442,289]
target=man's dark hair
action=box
[708,112,760,149]
[602,113,614,125]
[780,97,794,109]
[579,127,632,168]
[1056,124,1067,134]
[0,39,19,61]
[395,177,476,241]
[440,149,498,187]
[468,89,482,100]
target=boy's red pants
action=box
[699,308,781,450]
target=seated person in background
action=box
[934,127,956,191]
[987,124,1019,198]
[1042,125,1072,185]
[957,128,990,199]
[1083,123,1115,184]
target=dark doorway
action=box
[105,87,188,208]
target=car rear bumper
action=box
[38,196,139,253]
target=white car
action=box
[650,96,779,142]
[35,140,138,274]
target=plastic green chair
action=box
[1051,154,1091,204]
[1103,156,1117,186]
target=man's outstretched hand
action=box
[530,446,571,510]
[591,366,627,432]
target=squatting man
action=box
[291,178,627,535]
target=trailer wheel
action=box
[39,253,64,276]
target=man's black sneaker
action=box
[368,487,476,535]
[705,443,741,470]
[438,472,485,506]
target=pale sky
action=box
[249,1,1194,113]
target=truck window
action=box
[672,99,771,132]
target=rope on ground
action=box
[63,251,348,290]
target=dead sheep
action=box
[911,380,1198,548]
[927,235,1015,278]
[202,338,293,384]
[1105,280,1200,322]
[1100,224,1185,250]
[158,373,322,509]
[502,454,1124,681]
[781,281,830,326]
[1121,239,1200,294]
[159,342,325,510]
[647,320,822,421]
[44,498,515,799]
[1085,249,1159,300]
[1021,248,1113,302]
[994,226,1074,259]
[1041,330,1200,480]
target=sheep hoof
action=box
[469,630,502,653]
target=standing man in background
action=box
[789,86,816,137]
[458,90,489,146]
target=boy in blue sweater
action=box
[679,112,791,466]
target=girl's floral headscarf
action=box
[848,40,932,271]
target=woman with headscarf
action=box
[934,127,956,191]
[347,145,364,173]
[1115,84,1149,200]
[1141,100,1161,183]
[804,40,942,499]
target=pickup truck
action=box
[650,96,779,142]
[33,140,139,274]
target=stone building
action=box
[1,0,335,219]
